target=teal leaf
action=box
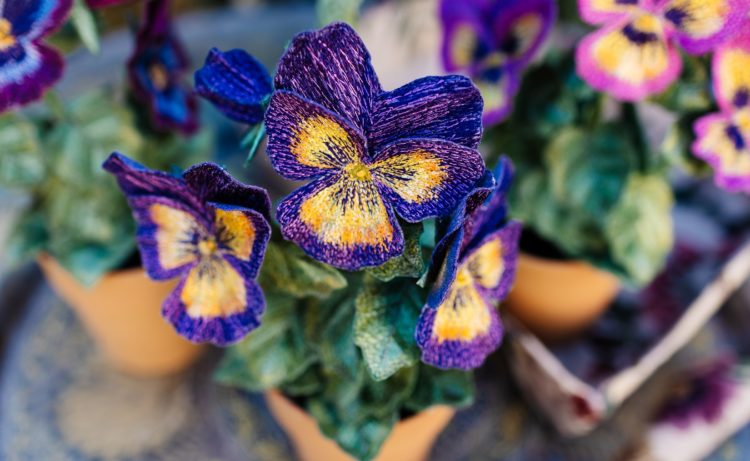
[241,123,266,165]
[405,365,475,412]
[71,0,100,54]
[546,126,635,220]
[367,222,424,282]
[605,174,674,286]
[316,0,363,26]
[214,293,316,391]
[260,241,347,298]
[354,278,422,381]
[0,114,45,188]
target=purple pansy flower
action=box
[416,157,521,370]
[692,26,750,193]
[657,356,737,428]
[576,0,747,101]
[0,0,72,112]
[127,0,198,135]
[264,22,487,271]
[440,0,556,125]
[194,48,273,125]
[103,152,272,345]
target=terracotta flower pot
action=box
[37,254,204,377]
[265,390,455,461]
[506,253,620,342]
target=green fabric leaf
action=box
[404,366,475,413]
[214,293,316,391]
[241,123,266,165]
[3,90,208,286]
[605,174,674,286]
[0,114,45,188]
[260,241,347,298]
[354,278,422,381]
[316,0,363,26]
[366,222,424,282]
[70,0,100,54]
[650,55,712,113]
[660,113,713,176]
[546,126,635,220]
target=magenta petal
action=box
[0,43,63,112]
[369,75,484,151]
[575,18,682,101]
[691,112,750,193]
[577,0,641,25]
[274,22,382,130]
[664,0,748,55]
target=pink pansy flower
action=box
[576,0,748,101]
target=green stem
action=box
[622,103,649,173]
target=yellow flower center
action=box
[0,19,16,51]
[148,62,169,91]
[632,13,663,34]
[198,238,218,256]
[346,162,372,181]
[454,267,472,286]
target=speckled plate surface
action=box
[3,281,749,461]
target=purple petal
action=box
[426,226,464,309]
[440,0,493,72]
[466,156,515,244]
[162,259,266,345]
[416,282,504,370]
[265,90,367,180]
[127,0,197,135]
[476,68,521,126]
[276,172,405,271]
[369,75,484,151]
[463,221,522,302]
[2,0,72,40]
[194,48,273,125]
[103,153,201,206]
[663,0,747,54]
[128,195,206,280]
[491,0,556,65]
[0,43,63,112]
[274,22,382,129]
[209,202,271,279]
[370,138,486,223]
[183,163,272,222]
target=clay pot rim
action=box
[266,389,452,425]
[37,252,146,281]
[519,252,619,279]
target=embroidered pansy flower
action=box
[194,48,273,125]
[656,356,736,428]
[127,0,198,135]
[576,0,747,101]
[265,23,487,271]
[0,0,72,112]
[692,27,750,193]
[440,0,556,125]
[416,157,521,370]
[103,153,272,345]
